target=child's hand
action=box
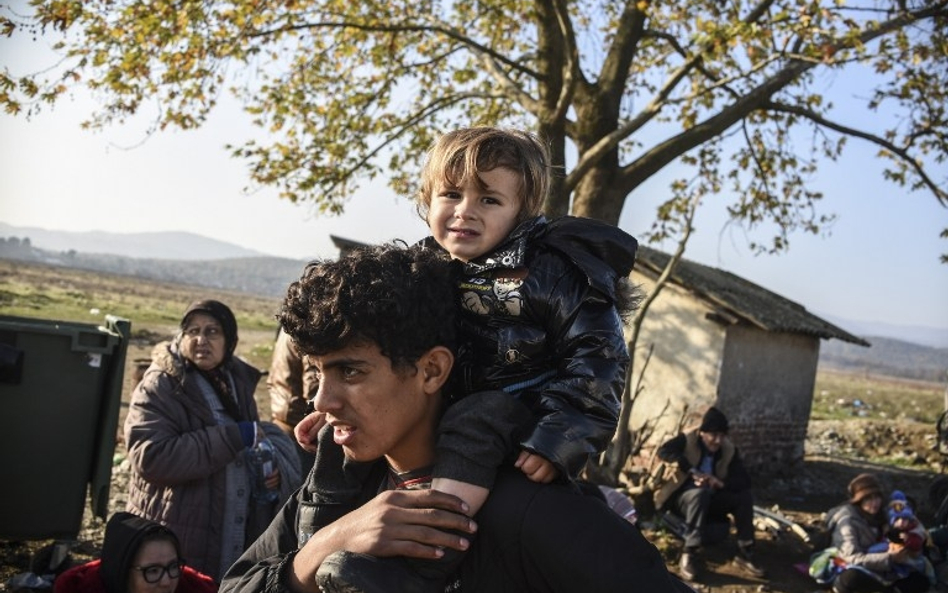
[515,450,559,483]
[294,411,326,453]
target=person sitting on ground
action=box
[654,405,766,582]
[267,327,320,475]
[220,243,692,593]
[865,490,936,584]
[53,511,216,593]
[574,480,640,526]
[124,299,301,581]
[819,473,932,593]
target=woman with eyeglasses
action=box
[123,300,301,581]
[53,512,216,593]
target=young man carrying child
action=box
[220,244,689,593]
[310,126,643,592]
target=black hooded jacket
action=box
[425,215,637,479]
[99,512,179,593]
[54,512,217,593]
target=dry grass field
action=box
[813,368,943,425]
[2,258,945,593]
[0,258,284,416]
[810,369,944,468]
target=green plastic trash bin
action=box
[0,314,130,540]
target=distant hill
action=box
[819,312,948,349]
[0,222,265,261]
[0,239,306,298]
[819,336,948,383]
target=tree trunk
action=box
[539,122,570,218]
[570,163,626,224]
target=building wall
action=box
[628,275,725,447]
[716,326,820,469]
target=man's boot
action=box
[678,547,702,582]
[733,542,766,578]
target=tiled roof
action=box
[634,245,870,346]
[330,235,371,255]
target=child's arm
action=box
[294,411,327,454]
[519,300,628,478]
[517,253,631,480]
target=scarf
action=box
[197,366,243,421]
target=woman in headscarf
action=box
[53,511,216,593]
[124,300,300,581]
[821,473,931,593]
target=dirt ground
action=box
[639,419,946,593]
[2,417,944,593]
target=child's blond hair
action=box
[416,127,550,224]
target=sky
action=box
[1,17,947,337]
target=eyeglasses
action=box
[133,560,184,583]
[183,325,224,340]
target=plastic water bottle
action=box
[248,425,279,503]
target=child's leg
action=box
[430,478,489,516]
[431,389,534,514]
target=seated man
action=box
[220,243,691,593]
[655,406,766,582]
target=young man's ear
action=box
[420,345,454,394]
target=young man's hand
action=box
[294,411,327,453]
[325,489,476,557]
[289,489,476,592]
[515,450,559,483]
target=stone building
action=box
[629,246,868,472]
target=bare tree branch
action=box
[768,100,948,206]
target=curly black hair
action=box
[279,242,457,373]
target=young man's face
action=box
[427,167,523,262]
[310,342,440,472]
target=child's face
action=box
[427,167,523,262]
